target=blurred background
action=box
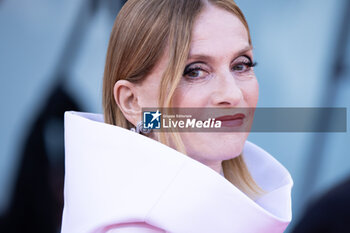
[0,0,349,232]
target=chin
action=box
[182,132,248,163]
[214,140,246,160]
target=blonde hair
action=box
[103,0,263,199]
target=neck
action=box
[204,161,224,175]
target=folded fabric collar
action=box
[61,111,293,233]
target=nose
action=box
[210,72,244,107]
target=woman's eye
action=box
[233,64,247,71]
[183,64,209,80]
[232,56,256,73]
[185,68,204,78]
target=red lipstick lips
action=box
[215,113,245,127]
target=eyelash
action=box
[234,56,257,72]
[183,56,257,80]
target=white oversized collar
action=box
[61,111,293,233]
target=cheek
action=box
[242,78,259,107]
[172,85,210,107]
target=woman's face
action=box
[136,4,259,173]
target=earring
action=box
[130,121,152,134]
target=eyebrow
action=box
[187,45,253,61]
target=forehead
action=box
[190,4,249,56]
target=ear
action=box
[113,80,141,126]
